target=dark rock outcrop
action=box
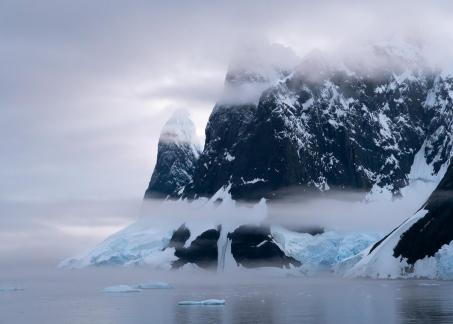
[168,224,191,249]
[172,227,220,269]
[166,223,301,270]
[227,225,301,268]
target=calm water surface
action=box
[1,267,453,324]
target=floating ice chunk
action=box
[418,283,440,287]
[0,286,24,292]
[178,299,225,305]
[102,285,142,293]
[133,281,172,289]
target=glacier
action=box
[272,226,380,274]
[59,222,176,269]
[61,189,384,274]
[60,187,267,270]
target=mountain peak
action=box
[159,109,201,150]
[144,110,202,199]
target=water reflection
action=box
[397,282,453,324]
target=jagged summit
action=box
[144,110,201,199]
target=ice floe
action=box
[178,299,225,305]
[133,281,172,289]
[102,285,142,293]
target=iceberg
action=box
[102,285,142,293]
[133,281,172,289]
[178,299,225,305]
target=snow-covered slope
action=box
[181,40,453,200]
[348,161,453,279]
[144,109,202,199]
[59,220,176,269]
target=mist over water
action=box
[0,185,431,274]
[0,182,448,324]
[0,199,140,272]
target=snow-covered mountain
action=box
[347,161,453,279]
[146,41,453,200]
[144,109,201,199]
[62,40,453,276]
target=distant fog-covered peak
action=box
[160,109,201,149]
[219,42,300,105]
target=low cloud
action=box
[1,0,453,201]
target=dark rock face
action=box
[168,224,191,249]
[144,110,201,199]
[183,43,453,200]
[144,142,199,199]
[393,161,453,264]
[172,228,220,269]
[227,225,301,268]
[184,104,257,198]
[167,223,301,270]
[184,44,298,199]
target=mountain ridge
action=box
[146,41,453,201]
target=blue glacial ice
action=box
[271,226,381,274]
[59,221,176,269]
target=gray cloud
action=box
[1,0,453,201]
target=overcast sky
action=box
[2,0,453,201]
